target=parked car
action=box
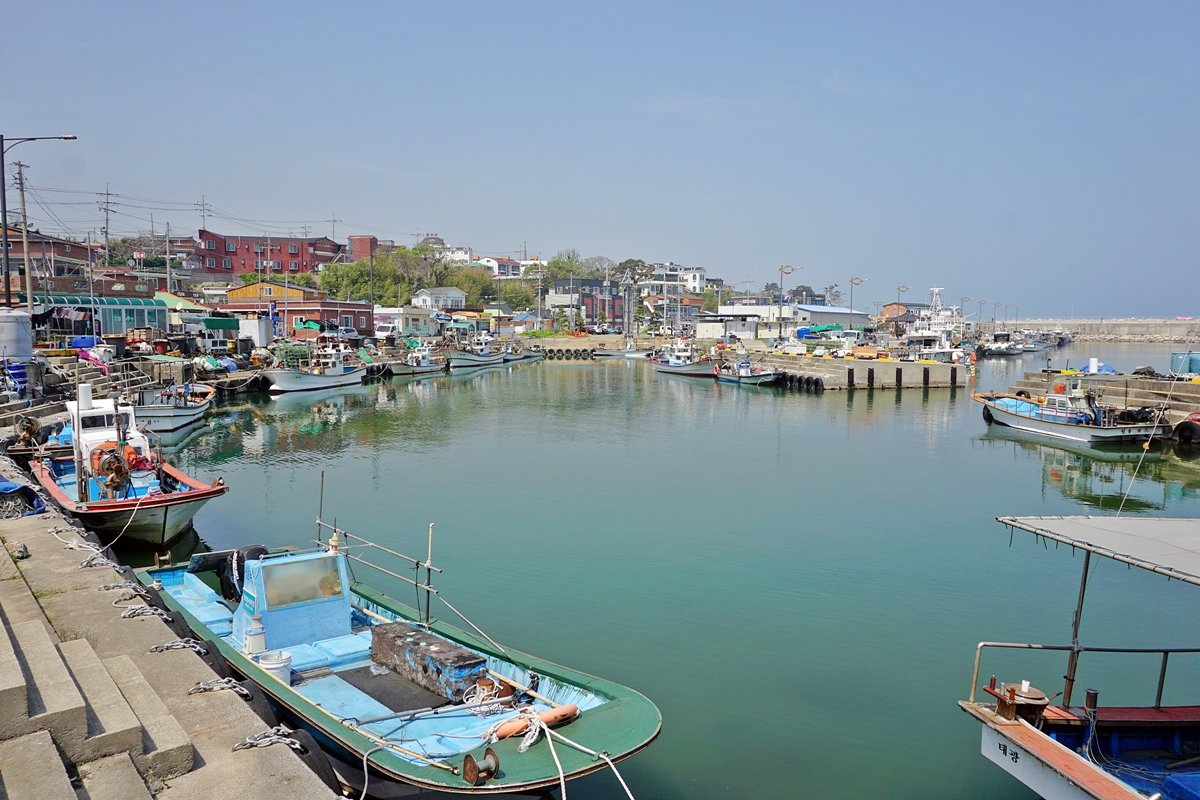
[337,327,360,340]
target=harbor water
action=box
[161,343,1200,798]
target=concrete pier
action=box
[752,353,968,390]
[0,463,336,799]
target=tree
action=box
[824,284,844,307]
[580,255,615,279]
[239,273,259,285]
[701,288,719,312]
[544,249,583,281]
[497,280,535,310]
[789,284,813,297]
[616,258,651,284]
[763,282,782,300]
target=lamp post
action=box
[1004,303,1011,325]
[1,135,77,307]
[1014,305,1022,323]
[849,277,867,332]
[778,264,799,342]
[993,302,1002,332]
[872,300,882,317]
[978,299,987,330]
[960,297,971,332]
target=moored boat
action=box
[592,343,654,359]
[960,515,1200,800]
[974,378,1172,444]
[135,518,661,796]
[6,416,74,466]
[265,338,367,393]
[388,346,447,376]
[715,358,778,385]
[445,347,507,368]
[28,384,227,546]
[130,383,213,432]
[651,341,716,377]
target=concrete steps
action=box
[102,655,192,781]
[76,752,153,800]
[0,618,192,785]
[0,730,76,800]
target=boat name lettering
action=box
[997,743,1020,763]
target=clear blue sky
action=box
[6,2,1198,318]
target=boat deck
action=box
[159,568,602,764]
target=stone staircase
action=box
[0,611,188,798]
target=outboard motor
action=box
[219,545,269,603]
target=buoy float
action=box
[490,704,580,741]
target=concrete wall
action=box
[1012,319,1200,340]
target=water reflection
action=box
[979,426,1200,511]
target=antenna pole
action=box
[425,522,435,624]
[316,470,325,543]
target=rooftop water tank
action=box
[0,309,33,363]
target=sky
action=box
[5,1,1199,318]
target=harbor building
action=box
[220,279,373,337]
[411,286,467,310]
[194,229,342,277]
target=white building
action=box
[411,286,467,310]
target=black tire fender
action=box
[983,406,994,424]
[1016,390,1031,399]
[1176,420,1200,445]
[199,639,236,680]
[289,729,342,794]
[238,679,279,726]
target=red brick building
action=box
[2,227,99,277]
[194,229,343,276]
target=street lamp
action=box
[960,296,971,330]
[993,302,1002,331]
[778,264,800,342]
[849,277,867,332]
[872,300,882,317]
[978,299,987,328]
[1,135,77,308]
[1004,303,1011,325]
[1014,305,1022,323]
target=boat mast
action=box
[1063,550,1091,707]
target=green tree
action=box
[543,249,583,281]
[701,289,719,312]
[497,280,535,310]
[239,273,260,285]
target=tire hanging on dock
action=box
[1176,420,1200,445]
[983,406,994,424]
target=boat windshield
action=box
[262,557,344,608]
[79,413,131,430]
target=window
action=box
[359,316,366,328]
[226,242,237,251]
[206,258,215,267]
[288,244,299,254]
[254,243,264,253]
[293,316,304,327]
[289,261,299,271]
[222,258,232,269]
[205,240,216,249]
[341,315,352,327]
[262,557,343,609]
[262,286,273,296]
[271,260,282,270]
[64,245,71,252]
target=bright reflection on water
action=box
[162,344,1200,799]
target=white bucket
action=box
[258,651,292,684]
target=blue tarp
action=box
[0,480,45,515]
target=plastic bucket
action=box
[258,651,292,684]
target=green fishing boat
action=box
[136,517,660,797]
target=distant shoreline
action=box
[989,318,1198,343]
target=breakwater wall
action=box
[1014,319,1200,343]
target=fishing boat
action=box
[715,358,778,385]
[135,517,661,797]
[444,346,507,368]
[28,384,227,546]
[592,343,654,359]
[974,378,1173,443]
[264,339,367,393]
[6,416,74,466]
[651,341,715,377]
[130,383,213,432]
[388,346,447,377]
[960,515,1200,800]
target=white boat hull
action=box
[388,363,445,376]
[445,350,507,368]
[716,371,778,385]
[76,493,216,546]
[652,360,716,377]
[134,399,212,432]
[264,366,366,393]
[982,401,1169,443]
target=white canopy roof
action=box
[1000,516,1200,588]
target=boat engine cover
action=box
[220,545,269,603]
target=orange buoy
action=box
[490,704,580,740]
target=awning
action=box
[16,294,166,308]
[1000,516,1200,588]
[203,318,241,330]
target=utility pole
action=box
[97,184,117,266]
[328,214,342,242]
[369,249,375,307]
[164,221,172,294]
[196,195,211,231]
[15,163,33,313]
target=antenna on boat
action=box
[424,522,435,625]
[316,470,325,546]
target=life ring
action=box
[90,442,137,472]
[489,704,580,740]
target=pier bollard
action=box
[868,368,875,389]
[951,366,957,385]
[896,367,903,388]
[847,368,854,388]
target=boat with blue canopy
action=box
[135,512,661,796]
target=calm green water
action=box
[165,344,1200,799]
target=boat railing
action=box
[969,640,1200,709]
